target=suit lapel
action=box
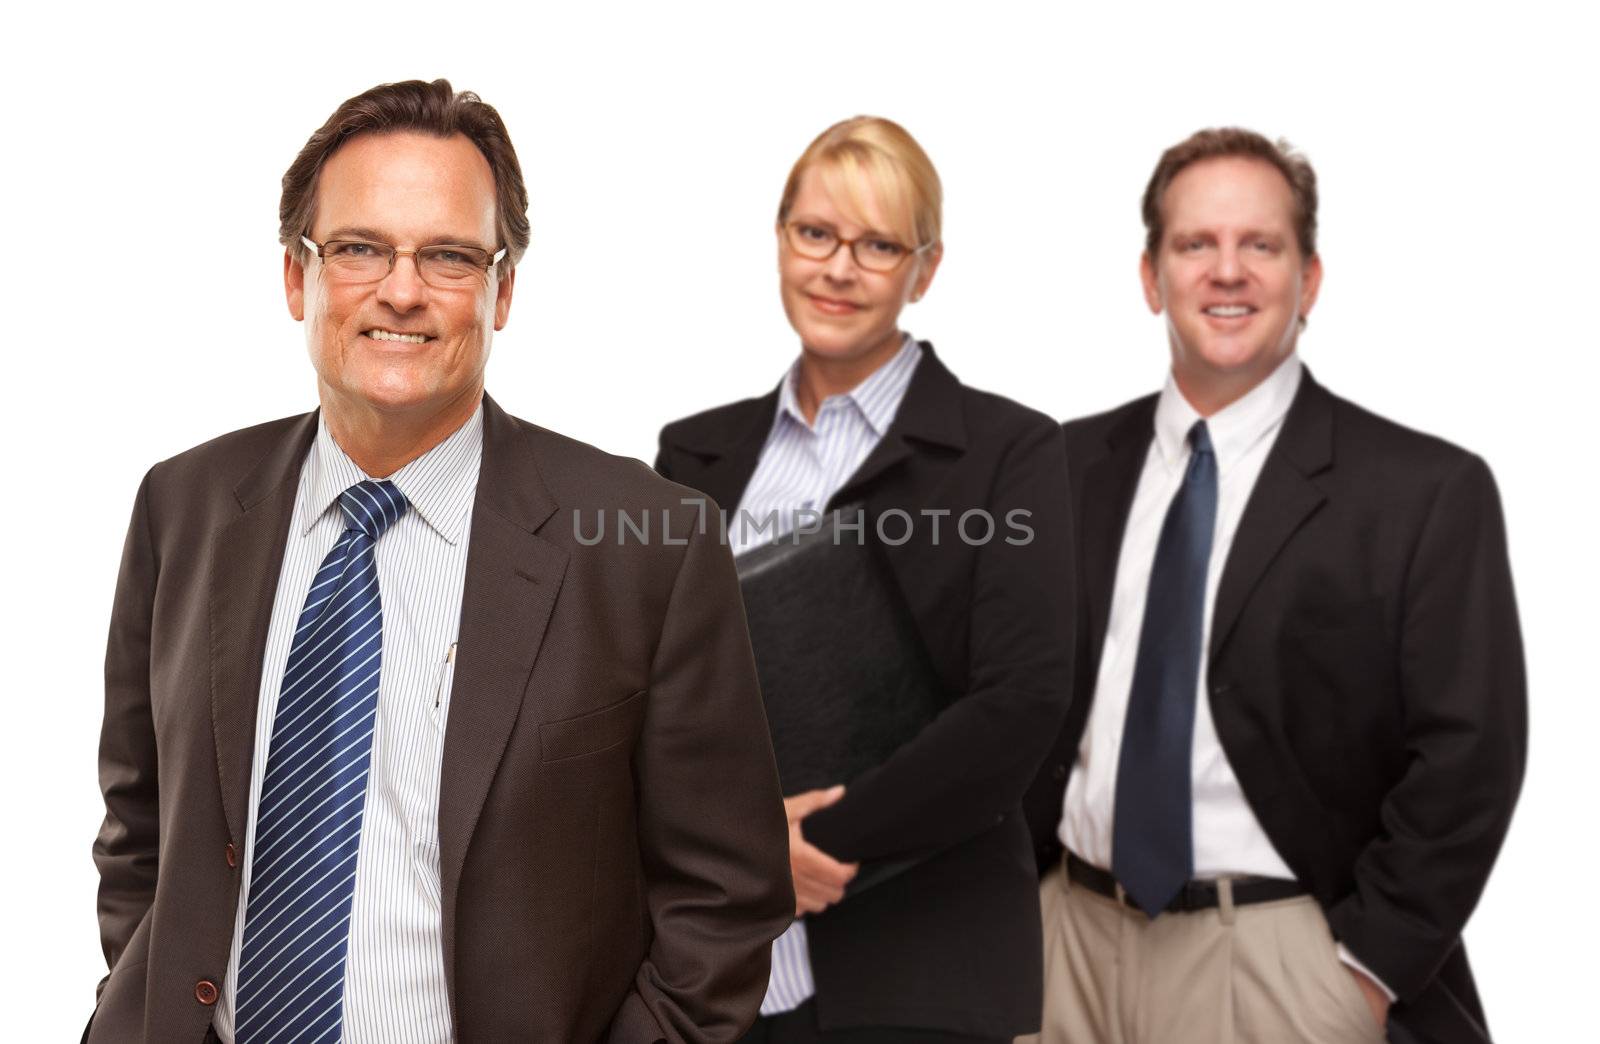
[437,395,568,997]
[829,433,915,508]
[664,388,777,513]
[829,342,966,510]
[1079,402,1156,679]
[211,412,319,845]
[699,401,773,512]
[1210,373,1334,658]
[674,343,968,518]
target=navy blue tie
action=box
[235,479,407,1042]
[1112,421,1218,917]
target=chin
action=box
[1199,348,1271,374]
[803,320,898,359]
[1181,334,1287,377]
[789,324,844,351]
[343,371,445,413]
[801,335,866,360]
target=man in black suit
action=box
[1021,128,1525,1044]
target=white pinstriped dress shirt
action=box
[731,336,923,1016]
[214,404,483,1043]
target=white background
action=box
[4,1,1593,1038]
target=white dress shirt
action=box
[734,336,923,1016]
[215,405,483,1043]
[1059,355,1301,881]
[1056,354,1393,998]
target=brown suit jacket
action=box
[89,394,793,1043]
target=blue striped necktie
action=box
[235,479,407,1042]
[1112,420,1218,917]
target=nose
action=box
[376,252,428,312]
[1210,244,1246,287]
[822,241,860,284]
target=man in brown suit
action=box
[87,79,792,1043]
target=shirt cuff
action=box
[1336,943,1397,1002]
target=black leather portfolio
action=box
[735,507,946,881]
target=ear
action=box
[493,266,517,331]
[1298,252,1323,321]
[284,249,306,321]
[909,242,944,302]
[1139,251,1163,315]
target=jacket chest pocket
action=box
[540,689,647,762]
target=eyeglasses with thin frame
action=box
[782,221,932,273]
[300,235,507,289]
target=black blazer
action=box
[1022,370,1526,1044]
[657,345,1075,1038]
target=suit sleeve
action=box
[91,467,161,991]
[607,510,794,1044]
[802,416,1077,863]
[1325,453,1527,1001]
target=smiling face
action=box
[284,130,514,426]
[1140,156,1321,412]
[777,164,940,373]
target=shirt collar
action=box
[298,402,484,544]
[1152,353,1303,474]
[774,334,923,437]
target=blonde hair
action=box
[777,116,942,250]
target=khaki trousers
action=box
[1018,861,1385,1044]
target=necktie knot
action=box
[339,480,408,540]
[1188,420,1214,456]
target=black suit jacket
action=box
[657,345,1075,1037]
[1022,370,1526,1044]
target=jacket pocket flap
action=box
[540,689,646,762]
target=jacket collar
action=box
[674,340,967,461]
[1079,365,1335,673]
[664,340,966,511]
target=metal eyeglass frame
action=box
[299,235,508,286]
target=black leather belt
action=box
[1065,851,1306,914]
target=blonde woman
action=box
[656,118,1074,1042]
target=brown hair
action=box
[777,116,942,250]
[1141,127,1318,261]
[280,78,530,270]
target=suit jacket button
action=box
[1053,762,1068,781]
[225,843,238,868]
[195,980,219,1005]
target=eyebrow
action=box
[1172,227,1284,239]
[1169,228,1287,247]
[323,226,494,250]
[789,215,900,240]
